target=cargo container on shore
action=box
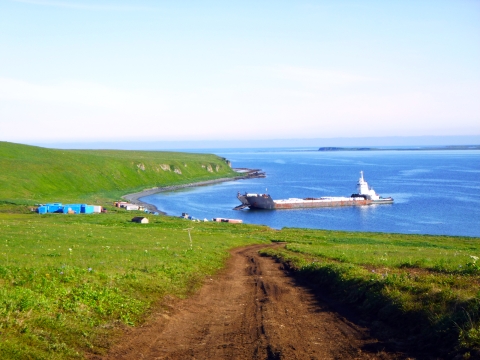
[37,203,101,215]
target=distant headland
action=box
[318,145,480,151]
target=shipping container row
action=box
[37,203,103,214]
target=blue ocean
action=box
[142,149,480,237]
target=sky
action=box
[1,0,479,145]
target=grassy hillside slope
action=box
[0,213,478,359]
[0,142,237,204]
[261,229,480,358]
[0,213,271,359]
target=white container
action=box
[125,205,140,211]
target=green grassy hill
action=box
[0,142,237,204]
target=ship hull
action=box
[371,198,394,205]
[273,198,372,209]
[240,195,394,210]
[243,194,276,209]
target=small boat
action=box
[235,171,393,210]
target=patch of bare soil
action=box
[95,244,406,359]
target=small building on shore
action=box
[132,217,149,224]
[114,201,144,211]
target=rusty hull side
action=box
[273,199,372,209]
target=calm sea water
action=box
[142,149,480,237]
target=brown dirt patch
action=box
[93,243,406,359]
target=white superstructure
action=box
[357,171,380,200]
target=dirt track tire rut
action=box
[97,244,401,360]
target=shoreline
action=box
[122,169,265,215]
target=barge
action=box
[235,171,393,210]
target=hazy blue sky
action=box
[1,0,479,143]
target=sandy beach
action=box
[122,169,264,214]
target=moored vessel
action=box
[235,171,393,210]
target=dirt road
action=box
[99,244,402,359]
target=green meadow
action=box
[262,229,480,357]
[0,212,271,359]
[0,142,479,359]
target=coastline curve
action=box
[122,169,265,214]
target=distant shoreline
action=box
[122,169,265,215]
[315,145,480,152]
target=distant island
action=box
[318,145,480,151]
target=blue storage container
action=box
[46,203,63,213]
[81,205,94,214]
[38,206,47,214]
[62,204,82,214]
